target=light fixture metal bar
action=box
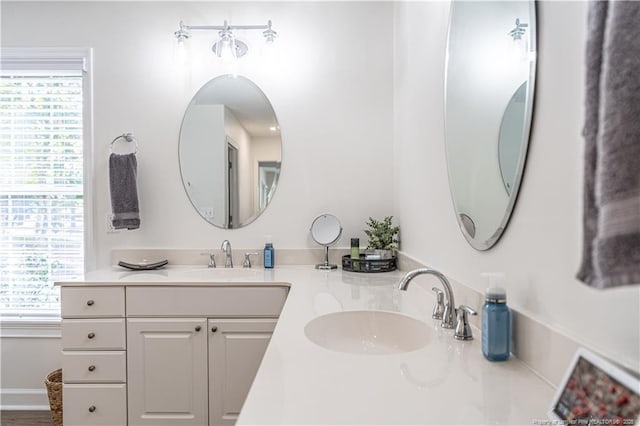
[181,23,270,32]
[174,19,276,60]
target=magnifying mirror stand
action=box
[310,213,342,271]
[316,246,337,270]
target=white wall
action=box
[1,1,395,267]
[393,1,640,373]
[1,0,394,406]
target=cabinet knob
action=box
[87,332,95,339]
[211,326,218,333]
[88,365,96,372]
[86,299,94,306]
[195,326,201,332]
[88,405,96,413]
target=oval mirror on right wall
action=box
[444,0,537,250]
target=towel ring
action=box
[110,133,138,154]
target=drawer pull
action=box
[88,405,96,413]
[211,326,218,333]
[87,332,95,339]
[195,326,201,332]
[86,299,95,306]
[88,365,96,372]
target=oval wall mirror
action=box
[310,214,342,270]
[444,0,537,250]
[179,75,282,229]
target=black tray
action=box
[342,254,397,273]
[117,260,168,271]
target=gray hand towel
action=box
[577,1,640,288]
[109,153,140,230]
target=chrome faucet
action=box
[221,240,233,268]
[398,268,457,329]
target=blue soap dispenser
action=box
[481,273,511,361]
[263,236,274,269]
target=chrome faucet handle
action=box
[200,252,216,268]
[431,287,445,320]
[454,305,477,341]
[243,252,259,268]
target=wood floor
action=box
[0,411,53,426]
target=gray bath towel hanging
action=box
[109,152,140,230]
[577,1,640,288]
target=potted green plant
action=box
[364,216,400,259]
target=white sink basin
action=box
[304,310,431,355]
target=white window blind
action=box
[1,59,85,316]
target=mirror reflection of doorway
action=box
[227,140,239,228]
[258,161,281,210]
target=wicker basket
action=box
[45,368,63,426]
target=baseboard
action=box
[0,388,50,411]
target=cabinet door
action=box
[208,318,276,426]
[127,318,208,426]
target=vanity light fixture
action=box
[508,18,528,41]
[174,19,277,60]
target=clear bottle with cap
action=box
[481,273,511,361]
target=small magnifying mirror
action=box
[310,214,343,270]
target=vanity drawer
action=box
[62,286,125,318]
[126,286,288,317]
[62,319,126,350]
[62,351,126,383]
[63,383,126,426]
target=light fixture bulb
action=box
[214,29,238,63]
[174,21,190,44]
[173,23,190,65]
[261,21,279,61]
[263,24,277,43]
[175,40,187,65]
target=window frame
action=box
[1,47,94,326]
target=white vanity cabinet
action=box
[60,284,287,426]
[208,318,277,426]
[127,318,209,426]
[61,286,127,426]
[126,317,277,426]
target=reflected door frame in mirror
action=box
[444,0,537,250]
[179,74,282,229]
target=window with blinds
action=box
[1,57,86,316]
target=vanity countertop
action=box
[58,265,555,425]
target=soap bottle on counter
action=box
[481,273,511,361]
[263,237,274,269]
[350,238,360,270]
